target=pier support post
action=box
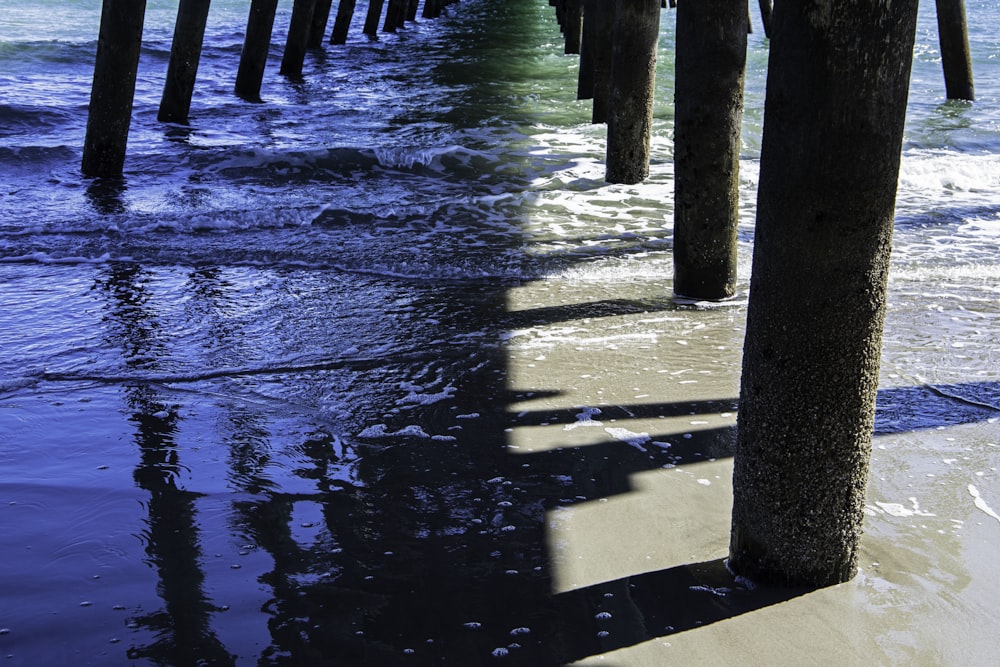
[280,0,318,78]
[605,0,660,184]
[330,0,357,44]
[729,0,920,587]
[422,0,441,20]
[308,0,334,48]
[758,0,773,38]
[590,0,616,123]
[564,0,583,55]
[576,0,596,100]
[158,0,212,124]
[383,0,407,32]
[672,0,747,300]
[364,0,386,35]
[82,0,148,177]
[236,0,279,100]
[935,0,974,100]
[405,0,419,22]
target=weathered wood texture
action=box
[729,0,921,587]
[576,0,596,100]
[308,0,334,48]
[158,0,212,124]
[935,0,975,100]
[82,0,148,177]
[589,0,616,123]
[280,0,318,78]
[236,0,279,100]
[605,0,660,184]
[672,0,747,300]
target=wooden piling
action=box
[236,0,279,100]
[405,0,420,22]
[383,0,407,32]
[577,0,596,99]
[308,0,335,49]
[935,0,975,100]
[280,0,318,78]
[672,0,747,300]
[730,0,920,587]
[564,0,583,55]
[605,0,660,184]
[364,0,386,35]
[758,0,772,38]
[82,0,148,178]
[423,0,442,20]
[330,0,357,45]
[590,0,616,123]
[158,0,212,125]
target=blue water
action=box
[1,0,999,664]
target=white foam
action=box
[898,149,1000,199]
[872,497,936,517]
[563,407,602,430]
[604,427,650,450]
[968,485,1000,523]
[358,424,433,439]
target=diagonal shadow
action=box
[548,558,811,664]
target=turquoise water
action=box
[1,0,998,664]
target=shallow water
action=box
[1,0,999,664]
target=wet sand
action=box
[1,264,997,665]
[504,276,1000,666]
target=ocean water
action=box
[1,0,998,664]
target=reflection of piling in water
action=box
[96,264,235,664]
[81,0,147,178]
[158,0,212,125]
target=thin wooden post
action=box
[672,0,747,300]
[605,0,660,184]
[308,0,334,48]
[758,0,773,38]
[82,0,148,177]
[364,0,386,35]
[591,0,616,123]
[383,0,407,32]
[555,0,567,31]
[158,0,212,124]
[330,0,357,44]
[564,0,583,55]
[405,0,420,22]
[577,0,596,99]
[236,0,279,100]
[280,0,318,78]
[935,0,974,100]
[428,0,441,20]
